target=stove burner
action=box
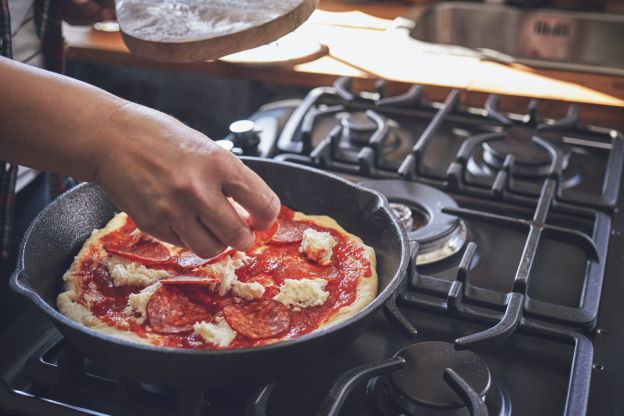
[483,126,549,168]
[369,380,512,416]
[330,111,405,167]
[389,202,429,232]
[366,342,512,416]
[340,111,377,144]
[361,180,467,265]
[341,111,377,132]
[391,342,491,411]
[478,127,572,178]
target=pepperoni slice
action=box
[81,261,139,301]
[271,220,310,244]
[159,275,219,286]
[106,238,171,266]
[253,221,278,245]
[175,248,236,270]
[175,252,209,269]
[147,286,210,334]
[205,248,236,265]
[223,300,290,339]
[100,217,138,247]
[278,206,295,221]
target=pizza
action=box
[57,206,377,349]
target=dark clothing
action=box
[0,173,51,329]
[0,0,73,328]
[0,0,65,260]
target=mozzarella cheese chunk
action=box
[194,316,237,347]
[231,281,265,300]
[299,228,337,266]
[273,278,329,310]
[106,256,170,287]
[124,282,161,323]
[200,251,251,297]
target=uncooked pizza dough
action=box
[57,206,377,349]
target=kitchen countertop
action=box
[62,0,624,127]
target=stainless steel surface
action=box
[417,222,468,266]
[401,2,624,76]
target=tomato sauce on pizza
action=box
[58,207,377,350]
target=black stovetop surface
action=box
[2,78,623,416]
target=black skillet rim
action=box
[10,157,410,356]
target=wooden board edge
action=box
[120,0,318,63]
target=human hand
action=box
[93,103,280,259]
[61,0,115,26]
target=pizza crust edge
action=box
[57,212,162,344]
[291,212,378,331]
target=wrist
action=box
[90,99,136,185]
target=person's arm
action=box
[0,56,280,258]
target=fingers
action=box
[146,226,184,249]
[95,118,278,256]
[221,160,280,231]
[197,193,255,251]
[172,215,227,259]
[114,200,186,249]
[228,198,251,226]
[162,226,185,249]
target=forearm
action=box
[0,56,127,181]
[0,56,280,256]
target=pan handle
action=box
[316,357,405,416]
[9,267,34,295]
[9,263,40,306]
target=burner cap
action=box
[339,112,377,144]
[360,180,467,265]
[481,126,571,177]
[483,126,550,166]
[341,111,377,133]
[390,342,491,409]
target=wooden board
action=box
[218,32,327,68]
[116,0,317,62]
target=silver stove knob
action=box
[229,120,260,154]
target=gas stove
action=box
[2,77,623,416]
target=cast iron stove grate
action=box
[275,77,624,211]
[316,305,593,416]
